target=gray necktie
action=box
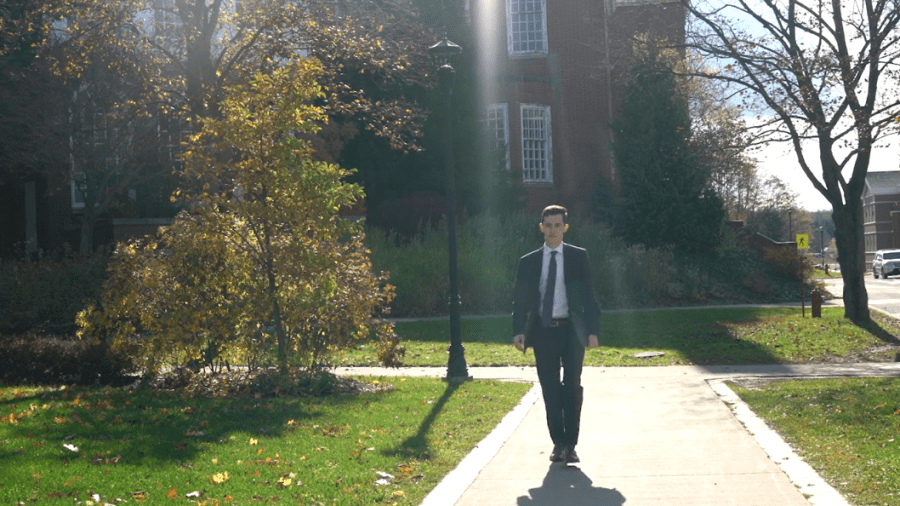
[541,251,557,327]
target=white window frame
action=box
[486,103,509,171]
[71,175,86,209]
[507,0,548,57]
[152,0,182,34]
[158,119,191,172]
[520,104,551,183]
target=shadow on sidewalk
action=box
[517,466,625,506]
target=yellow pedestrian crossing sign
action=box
[796,234,809,249]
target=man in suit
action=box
[512,205,600,464]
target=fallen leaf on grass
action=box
[210,471,230,484]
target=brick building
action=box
[0,0,686,256]
[863,170,900,266]
[471,0,685,218]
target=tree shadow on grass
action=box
[394,306,900,367]
[857,314,900,346]
[603,307,786,366]
[0,386,397,468]
[381,381,461,460]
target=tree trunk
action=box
[832,200,869,323]
[261,220,289,372]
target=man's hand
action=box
[587,334,599,349]
[513,334,525,352]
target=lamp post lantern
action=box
[428,35,470,382]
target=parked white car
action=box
[873,249,900,278]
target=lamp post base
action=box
[443,376,474,383]
[444,343,471,382]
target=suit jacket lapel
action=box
[562,244,573,284]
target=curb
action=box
[708,379,850,506]
[418,383,542,506]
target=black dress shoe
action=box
[564,447,580,463]
[550,445,564,462]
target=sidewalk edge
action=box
[708,379,851,506]
[419,383,541,506]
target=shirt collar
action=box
[543,242,564,255]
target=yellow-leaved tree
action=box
[79,60,401,374]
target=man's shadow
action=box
[517,465,626,506]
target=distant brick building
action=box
[863,170,900,266]
[471,0,685,218]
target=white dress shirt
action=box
[540,243,569,319]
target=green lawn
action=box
[732,377,900,506]
[6,306,900,505]
[338,307,900,367]
[0,378,532,505]
[811,267,841,278]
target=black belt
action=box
[547,318,569,327]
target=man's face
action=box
[540,214,567,249]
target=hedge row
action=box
[367,213,803,317]
[0,335,132,386]
[0,252,107,335]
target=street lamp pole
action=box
[820,227,825,266]
[429,35,471,382]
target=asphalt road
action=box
[822,274,900,317]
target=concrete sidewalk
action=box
[337,363,900,506]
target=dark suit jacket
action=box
[512,243,601,350]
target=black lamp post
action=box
[428,35,471,382]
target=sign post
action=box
[796,234,809,317]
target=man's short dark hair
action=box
[542,205,568,224]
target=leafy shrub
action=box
[0,252,107,334]
[367,213,538,317]
[0,334,132,385]
[762,246,813,281]
[78,63,400,374]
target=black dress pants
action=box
[533,323,585,447]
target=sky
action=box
[755,138,900,212]
[690,0,900,213]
